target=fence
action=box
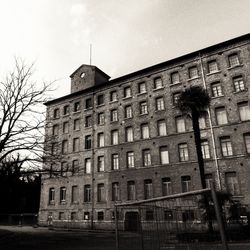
[0,213,38,226]
[115,187,230,250]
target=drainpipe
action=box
[199,52,222,190]
[91,92,95,229]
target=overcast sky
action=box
[0,0,250,99]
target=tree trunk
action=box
[192,109,213,233]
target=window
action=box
[164,210,173,221]
[178,143,189,162]
[225,172,240,195]
[141,123,149,139]
[85,98,92,109]
[85,115,92,127]
[98,133,104,147]
[228,53,240,68]
[208,60,218,73]
[143,149,151,167]
[201,140,210,159]
[52,124,59,136]
[211,82,223,97]
[156,97,165,111]
[140,101,148,115]
[157,120,167,136]
[112,154,119,170]
[176,116,186,133]
[59,212,65,220]
[162,177,172,196]
[127,151,135,168]
[138,82,146,94]
[60,187,66,202]
[160,146,169,164]
[73,138,80,152]
[72,160,79,174]
[125,105,132,118]
[71,212,77,221]
[171,71,180,84]
[63,105,69,115]
[84,185,91,202]
[181,176,191,192]
[124,86,132,98]
[205,174,213,188]
[97,94,104,105]
[85,158,91,174]
[62,140,68,154]
[97,183,105,202]
[244,133,250,154]
[110,91,117,102]
[199,113,207,129]
[144,179,153,199]
[127,181,136,200]
[73,119,80,130]
[84,212,90,220]
[146,210,154,221]
[61,162,67,176]
[98,113,105,125]
[53,108,59,119]
[188,66,198,79]
[63,122,69,133]
[111,130,119,145]
[74,102,80,112]
[51,143,57,156]
[97,156,104,172]
[215,107,228,125]
[182,210,195,222]
[125,127,133,142]
[71,186,78,203]
[233,76,245,92]
[173,92,181,105]
[49,188,55,204]
[238,102,250,121]
[220,137,233,157]
[154,77,163,89]
[111,109,118,122]
[112,182,120,201]
[97,211,104,220]
[85,135,91,149]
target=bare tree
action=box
[0,58,54,170]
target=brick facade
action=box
[39,34,250,229]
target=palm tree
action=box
[177,86,213,232]
[177,86,210,189]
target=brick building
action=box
[39,34,250,229]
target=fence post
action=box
[139,208,145,250]
[115,206,120,250]
[211,184,229,250]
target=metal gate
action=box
[115,187,228,250]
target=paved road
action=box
[1,226,250,250]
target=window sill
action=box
[137,92,147,96]
[62,114,70,117]
[155,109,165,113]
[206,70,221,76]
[139,113,148,116]
[73,111,81,114]
[211,95,224,99]
[227,64,243,70]
[122,96,132,100]
[187,76,200,81]
[110,120,119,124]
[84,107,93,111]
[152,87,164,91]
[60,201,66,205]
[124,117,133,120]
[233,89,248,94]
[109,100,118,104]
[48,202,55,205]
[170,82,181,86]
[96,104,105,108]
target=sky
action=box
[0,0,250,99]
